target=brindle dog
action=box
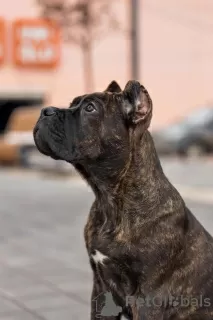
[33,80,213,320]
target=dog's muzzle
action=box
[33,106,59,158]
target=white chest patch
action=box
[92,250,109,265]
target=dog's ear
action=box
[104,81,122,93]
[123,80,152,126]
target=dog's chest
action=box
[90,246,136,296]
[84,216,139,297]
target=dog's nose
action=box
[41,107,57,117]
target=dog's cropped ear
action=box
[104,81,122,93]
[123,80,153,126]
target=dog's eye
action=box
[84,104,96,113]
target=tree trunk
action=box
[82,41,94,93]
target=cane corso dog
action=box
[33,80,213,319]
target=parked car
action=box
[152,106,213,157]
[0,91,45,165]
[0,106,42,165]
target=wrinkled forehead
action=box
[69,92,121,111]
[70,93,105,107]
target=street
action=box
[0,158,213,319]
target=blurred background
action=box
[0,0,213,319]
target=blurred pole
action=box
[130,0,140,80]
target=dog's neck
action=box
[115,130,168,208]
[75,131,172,208]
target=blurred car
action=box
[0,106,42,165]
[152,106,213,157]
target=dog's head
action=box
[33,80,152,182]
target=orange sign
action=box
[0,18,6,65]
[13,19,61,69]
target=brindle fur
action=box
[33,80,213,320]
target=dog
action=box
[34,80,213,319]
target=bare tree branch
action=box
[36,0,122,47]
[36,0,123,92]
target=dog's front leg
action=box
[90,279,122,320]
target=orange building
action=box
[0,0,213,129]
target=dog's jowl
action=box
[33,80,213,320]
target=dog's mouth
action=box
[33,124,60,160]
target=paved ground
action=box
[0,158,213,319]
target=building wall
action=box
[0,0,213,129]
